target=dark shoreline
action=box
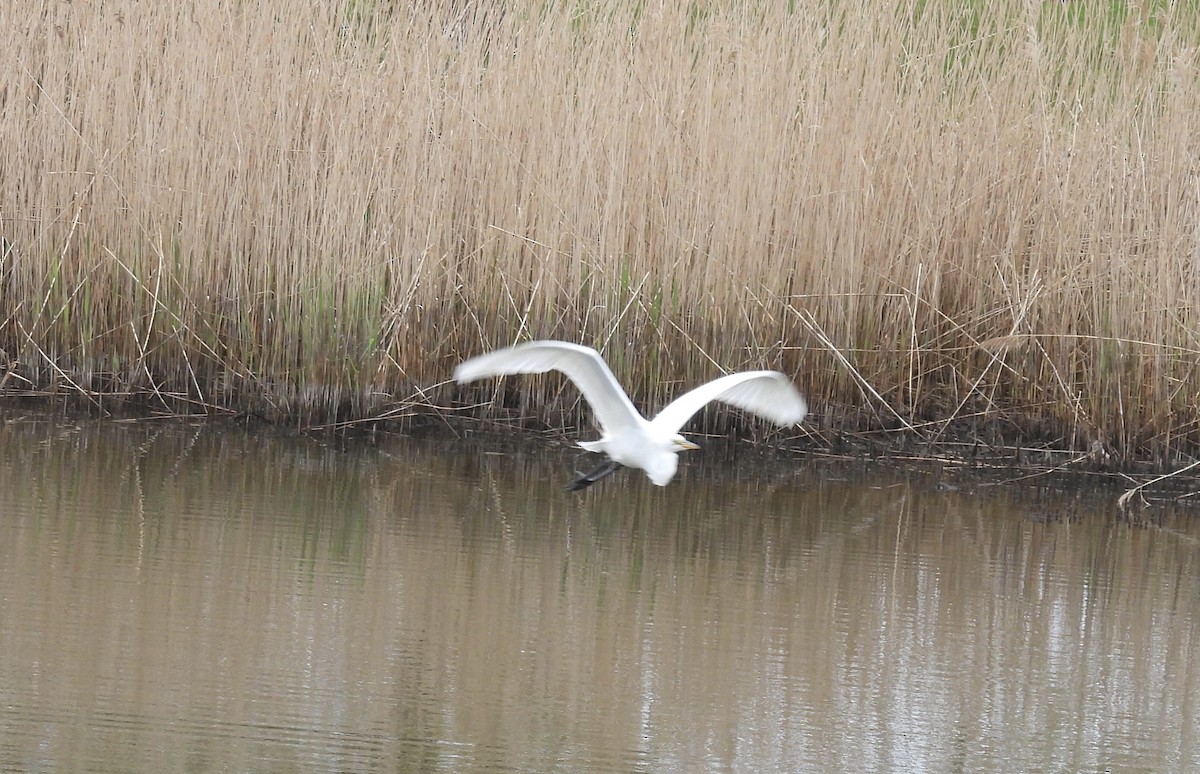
[5,394,1194,515]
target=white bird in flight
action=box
[455,340,807,489]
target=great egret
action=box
[455,340,807,489]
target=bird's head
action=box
[670,435,700,453]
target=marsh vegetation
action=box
[2,1,1199,470]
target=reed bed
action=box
[1,1,1199,465]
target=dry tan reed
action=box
[1,1,1199,462]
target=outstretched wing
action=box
[455,340,645,434]
[648,371,807,435]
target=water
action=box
[0,409,1198,772]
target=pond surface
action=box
[0,408,1198,772]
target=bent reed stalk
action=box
[1,1,1199,464]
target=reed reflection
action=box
[0,412,1197,772]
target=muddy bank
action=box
[5,396,1192,515]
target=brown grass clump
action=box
[1,1,1199,463]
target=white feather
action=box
[456,340,807,487]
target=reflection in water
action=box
[0,410,1198,772]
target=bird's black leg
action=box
[568,459,623,491]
